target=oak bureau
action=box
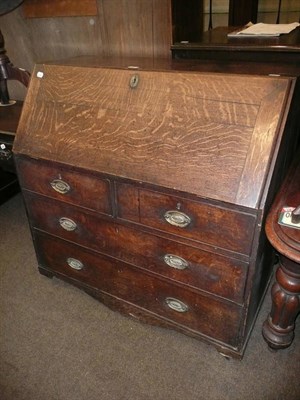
[13,57,300,358]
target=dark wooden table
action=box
[262,153,300,350]
[0,101,23,204]
[171,26,300,77]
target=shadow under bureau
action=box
[13,57,300,358]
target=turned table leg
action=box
[262,255,300,350]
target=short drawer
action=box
[117,184,256,255]
[24,193,248,303]
[16,156,112,215]
[34,232,243,347]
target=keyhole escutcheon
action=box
[129,74,139,89]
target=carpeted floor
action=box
[0,193,299,400]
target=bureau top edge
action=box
[35,55,298,79]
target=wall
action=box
[1,0,299,100]
[0,0,171,100]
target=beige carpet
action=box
[0,193,299,400]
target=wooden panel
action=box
[16,157,112,215]
[99,0,172,58]
[152,0,172,58]
[14,62,293,208]
[236,79,294,208]
[0,1,172,101]
[99,0,154,57]
[23,0,98,18]
[34,232,243,346]
[118,185,256,255]
[22,192,248,302]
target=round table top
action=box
[265,152,300,264]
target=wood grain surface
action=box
[117,183,256,255]
[34,231,243,346]
[14,62,293,209]
[23,191,248,303]
[23,0,98,18]
[0,0,171,100]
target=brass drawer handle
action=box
[164,210,191,228]
[50,179,71,194]
[67,257,84,270]
[59,217,77,231]
[165,297,189,313]
[163,254,189,270]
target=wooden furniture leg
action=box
[262,150,300,351]
[263,255,300,349]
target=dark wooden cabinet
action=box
[171,26,300,71]
[0,101,23,204]
[13,57,300,358]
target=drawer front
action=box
[24,193,248,303]
[16,157,112,215]
[34,232,243,347]
[118,184,256,255]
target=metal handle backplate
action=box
[163,254,189,270]
[50,179,71,194]
[67,257,84,270]
[164,210,191,228]
[59,217,77,231]
[165,297,189,313]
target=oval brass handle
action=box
[59,217,77,231]
[50,179,71,195]
[164,210,191,228]
[67,257,84,270]
[165,297,189,313]
[163,254,189,270]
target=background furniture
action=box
[0,0,299,104]
[262,153,300,350]
[0,29,29,204]
[0,30,30,104]
[0,102,23,204]
[171,0,260,42]
[171,25,300,69]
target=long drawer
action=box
[34,231,243,347]
[16,157,112,215]
[117,183,256,255]
[24,192,248,303]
